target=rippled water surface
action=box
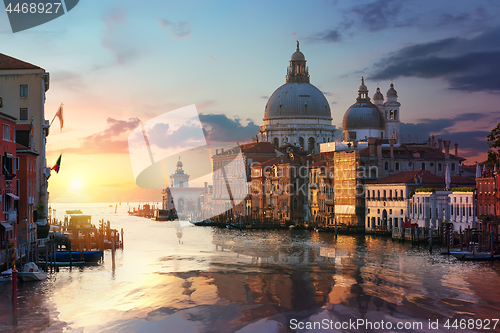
[1,203,499,332]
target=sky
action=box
[2,0,500,202]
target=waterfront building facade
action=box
[0,53,50,221]
[15,122,39,262]
[212,142,278,216]
[476,171,500,238]
[0,112,18,265]
[258,43,336,153]
[249,150,312,225]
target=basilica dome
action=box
[264,82,331,120]
[343,102,385,130]
[343,78,384,130]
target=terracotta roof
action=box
[0,53,42,70]
[308,160,326,168]
[368,170,444,185]
[368,170,476,187]
[450,176,476,186]
[358,145,464,161]
[240,142,276,154]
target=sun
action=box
[71,179,83,190]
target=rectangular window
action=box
[400,209,403,215]
[3,153,13,177]
[3,124,10,141]
[19,84,28,98]
[20,108,28,121]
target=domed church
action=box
[343,78,401,143]
[259,42,336,153]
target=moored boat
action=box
[0,268,12,282]
[49,250,103,262]
[17,262,47,282]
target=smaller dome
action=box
[358,77,368,94]
[373,87,384,100]
[291,41,306,61]
[291,51,305,61]
[176,158,183,168]
[387,83,398,98]
[343,103,385,131]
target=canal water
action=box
[1,202,499,332]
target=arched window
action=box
[372,190,375,198]
[299,137,304,148]
[421,162,426,170]
[395,162,400,170]
[400,190,403,198]
[451,163,456,172]
[308,137,316,152]
[390,110,394,120]
[384,161,389,170]
[273,137,279,147]
[389,190,392,198]
[377,190,380,199]
[383,190,386,198]
[394,110,398,120]
[394,190,398,199]
[438,163,442,172]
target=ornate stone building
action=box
[259,42,336,153]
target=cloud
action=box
[199,113,260,142]
[159,18,191,38]
[318,29,341,42]
[350,0,409,32]
[399,112,497,158]
[146,123,205,150]
[261,96,269,100]
[101,9,137,65]
[56,117,141,155]
[370,27,500,92]
[208,55,216,62]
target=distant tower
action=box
[383,83,401,143]
[170,157,189,188]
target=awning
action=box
[0,222,12,231]
[6,193,19,200]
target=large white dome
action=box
[264,82,331,120]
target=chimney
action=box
[353,140,358,150]
[431,135,435,148]
[216,149,218,154]
[444,140,451,159]
[368,138,376,157]
[204,182,208,189]
[389,139,394,158]
[454,142,458,157]
[347,142,352,153]
[428,137,432,147]
[438,139,443,152]
[376,139,382,158]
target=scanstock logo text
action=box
[4,0,79,33]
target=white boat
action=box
[17,262,47,282]
[0,268,12,282]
